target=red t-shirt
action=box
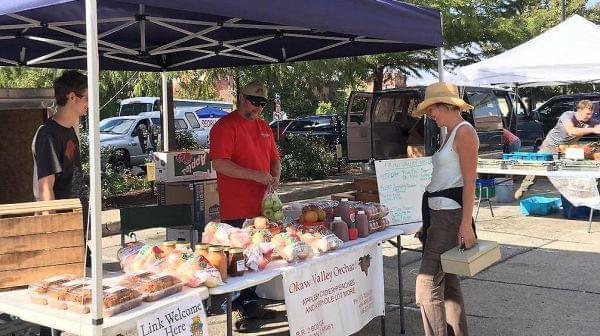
[502,128,519,145]
[209,111,280,220]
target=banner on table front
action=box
[282,243,384,336]
[137,297,209,336]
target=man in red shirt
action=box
[209,81,281,329]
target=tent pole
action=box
[84,0,103,335]
[513,83,519,134]
[161,71,176,151]
[437,47,444,82]
[437,14,444,82]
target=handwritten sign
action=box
[375,157,433,229]
[137,298,208,336]
[282,243,384,336]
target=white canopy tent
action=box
[454,15,600,87]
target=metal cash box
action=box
[441,240,502,276]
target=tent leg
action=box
[85,0,104,335]
[588,208,594,234]
[437,47,444,82]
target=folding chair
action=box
[120,204,193,247]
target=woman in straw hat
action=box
[414,82,478,336]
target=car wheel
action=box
[533,140,542,152]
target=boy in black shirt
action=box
[33,70,88,201]
[32,70,88,336]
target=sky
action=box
[588,0,599,7]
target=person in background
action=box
[515,100,600,199]
[32,70,88,336]
[503,128,521,153]
[413,82,478,336]
[209,81,280,330]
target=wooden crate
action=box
[0,199,84,289]
[353,177,380,202]
[354,177,378,194]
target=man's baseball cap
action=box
[241,81,268,99]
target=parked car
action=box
[284,114,345,152]
[269,119,295,141]
[532,93,600,142]
[100,110,207,169]
[345,86,544,161]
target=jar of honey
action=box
[175,241,191,251]
[194,244,210,258]
[206,246,228,281]
[162,241,176,255]
[228,248,246,277]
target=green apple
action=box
[262,208,274,219]
[263,197,274,210]
[272,199,283,211]
[273,210,283,221]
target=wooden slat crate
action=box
[353,177,380,202]
[0,199,84,289]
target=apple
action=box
[254,216,269,229]
[273,210,283,221]
[272,199,283,211]
[262,197,274,210]
[262,208,274,219]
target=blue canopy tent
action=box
[0,1,442,335]
[195,106,228,118]
[0,0,441,70]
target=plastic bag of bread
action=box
[244,243,274,271]
[124,245,165,274]
[176,254,223,288]
[228,229,253,249]
[251,229,272,245]
[202,222,239,246]
[299,225,343,253]
[117,241,145,273]
[163,249,190,275]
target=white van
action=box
[118,97,233,116]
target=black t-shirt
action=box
[32,119,82,199]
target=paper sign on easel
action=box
[137,297,208,336]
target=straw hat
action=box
[413,82,473,117]
[241,81,268,99]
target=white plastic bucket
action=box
[494,178,514,203]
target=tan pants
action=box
[416,209,469,336]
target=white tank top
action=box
[426,121,473,210]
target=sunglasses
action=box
[245,95,268,108]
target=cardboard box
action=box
[0,199,85,289]
[156,180,220,232]
[152,150,217,183]
[440,240,501,276]
[166,227,200,246]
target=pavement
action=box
[97,176,600,336]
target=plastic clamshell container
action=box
[135,274,183,302]
[102,286,143,317]
[116,271,155,287]
[46,279,86,310]
[27,276,75,306]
